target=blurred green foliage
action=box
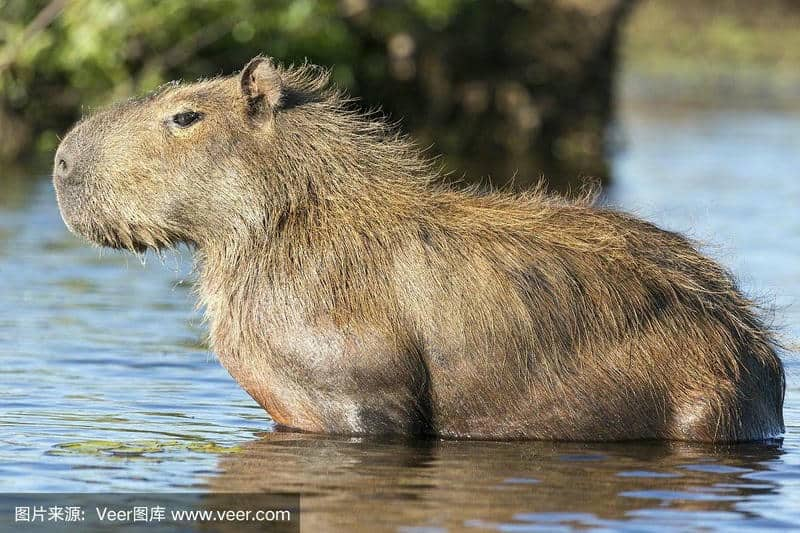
[623,0,800,105]
[0,0,469,153]
[0,0,408,155]
[1,0,631,190]
[3,0,799,184]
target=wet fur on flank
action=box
[54,57,785,442]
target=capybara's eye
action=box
[172,111,203,128]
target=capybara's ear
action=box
[240,56,283,117]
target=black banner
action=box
[0,493,300,532]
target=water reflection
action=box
[210,433,789,530]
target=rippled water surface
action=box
[1,99,799,531]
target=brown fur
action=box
[53,56,785,442]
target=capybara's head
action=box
[53,56,345,251]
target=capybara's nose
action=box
[54,143,77,185]
[57,155,69,174]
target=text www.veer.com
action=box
[170,508,292,522]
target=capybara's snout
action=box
[53,120,99,189]
[53,136,78,187]
[52,121,109,242]
[53,129,88,235]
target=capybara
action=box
[53,56,785,442]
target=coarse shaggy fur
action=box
[53,56,785,442]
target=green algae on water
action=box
[47,439,241,458]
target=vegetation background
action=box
[1,0,798,190]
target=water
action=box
[1,99,799,530]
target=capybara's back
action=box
[52,56,785,442]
